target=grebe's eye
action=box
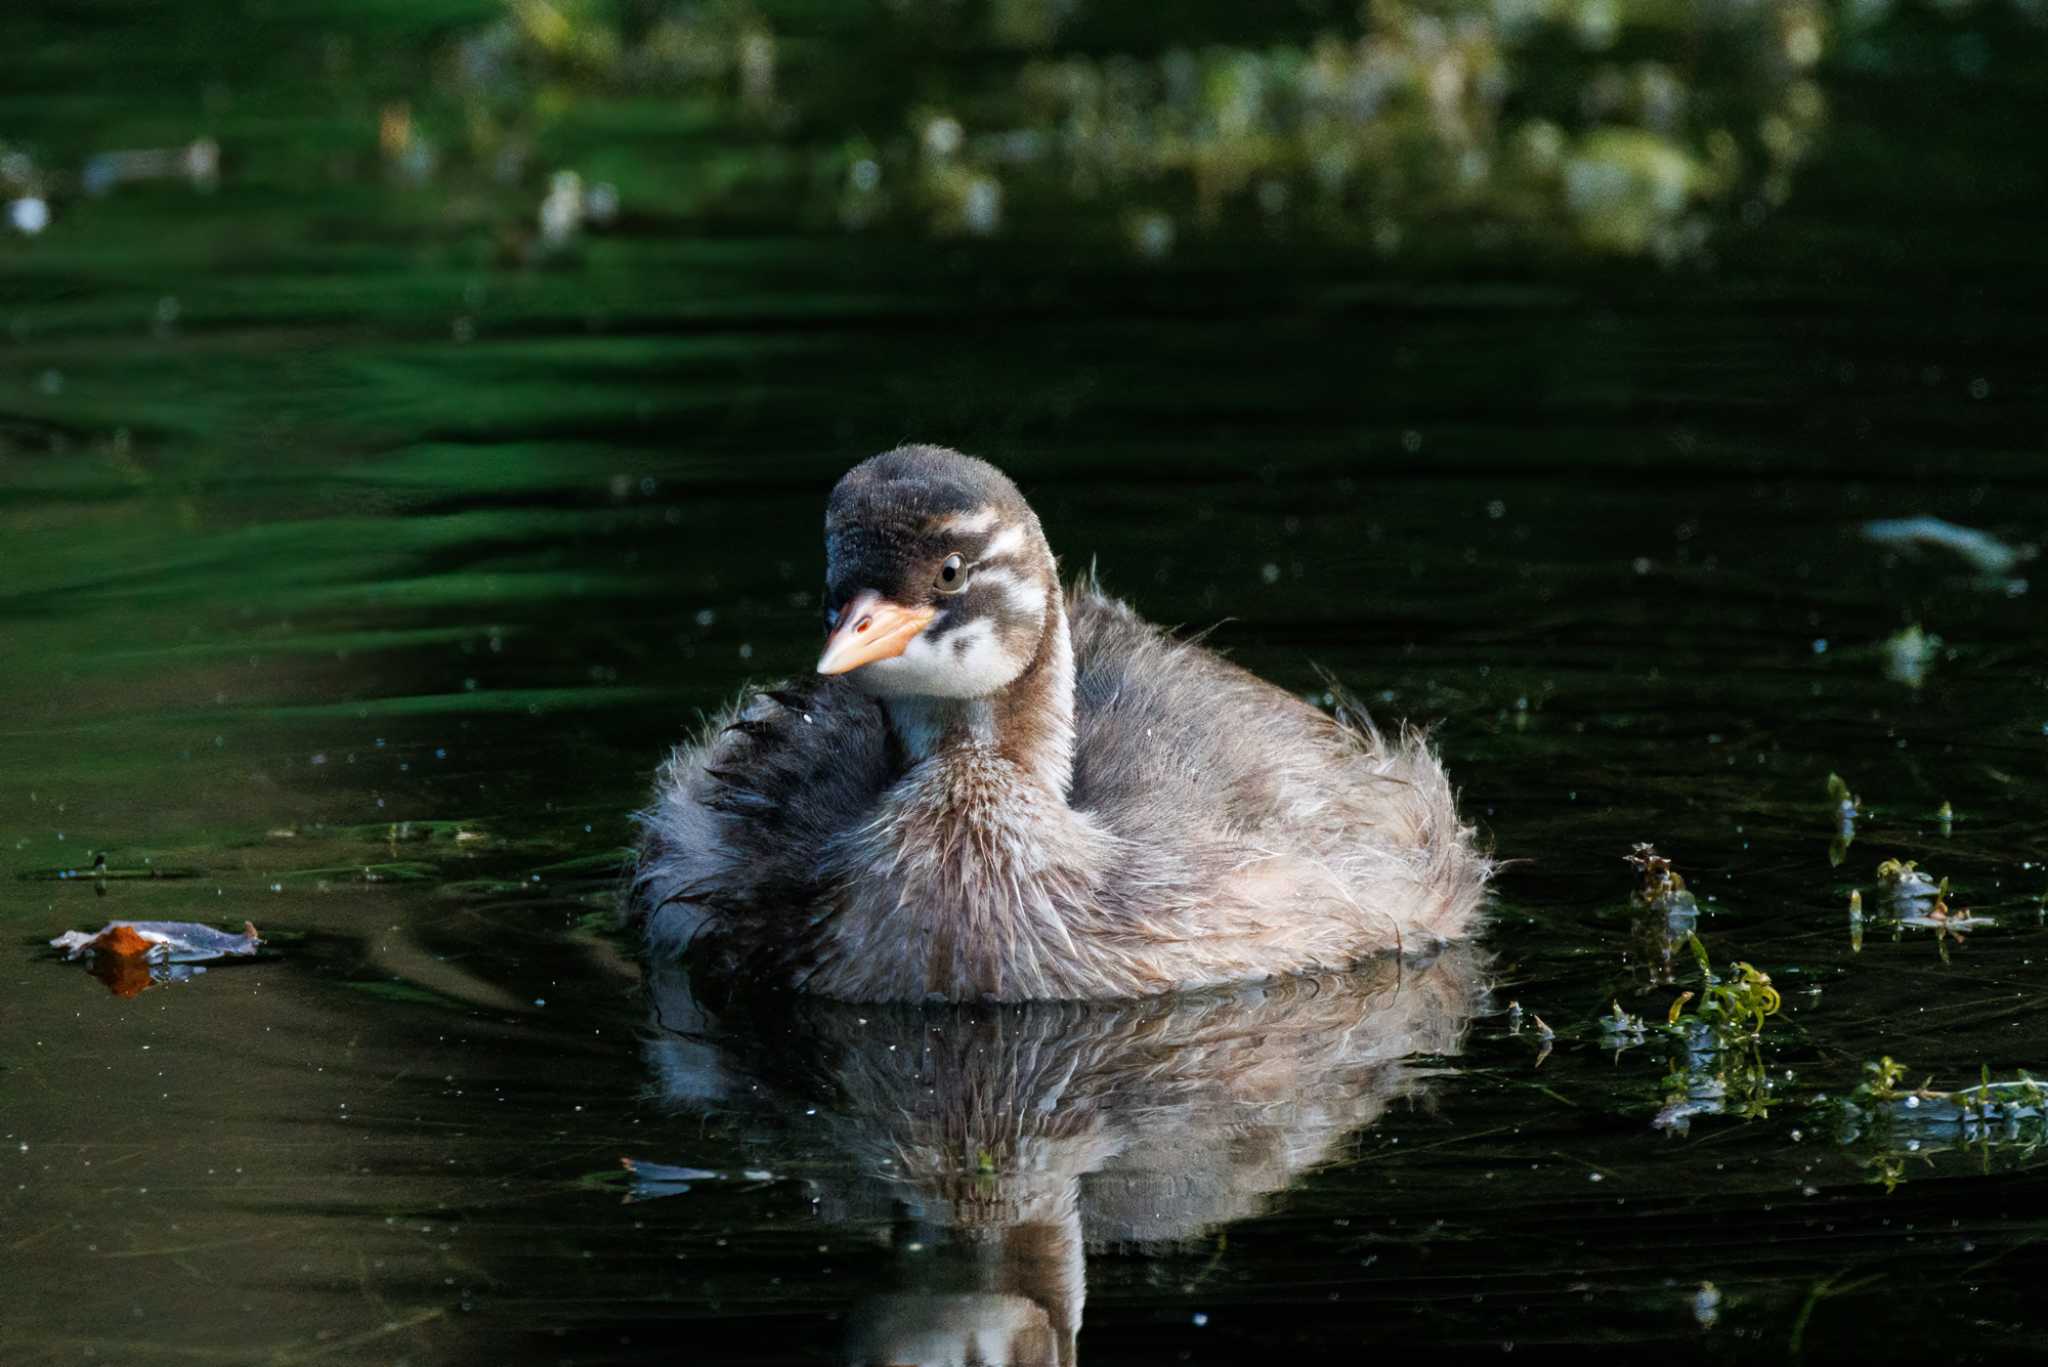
[935,553,969,594]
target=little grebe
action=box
[634,445,1488,1001]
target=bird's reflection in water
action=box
[642,946,1486,1366]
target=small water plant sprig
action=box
[1816,1058,2048,1190]
[1646,934,1783,1133]
[1670,933,1781,1039]
[1625,842,1691,909]
[1854,1057,2045,1117]
[1624,843,1698,988]
[1866,859,1986,961]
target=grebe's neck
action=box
[882,583,1074,799]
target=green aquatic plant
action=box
[1644,934,1783,1132]
[1674,933,1781,1038]
[1817,1058,2048,1190]
[1853,1057,2044,1112]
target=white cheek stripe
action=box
[972,565,1045,621]
[937,507,1000,536]
[981,523,1028,561]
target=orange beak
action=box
[816,591,937,675]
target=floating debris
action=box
[48,921,262,998]
[1905,878,1984,963]
[1625,843,1697,986]
[1530,1011,1555,1068]
[18,856,204,882]
[1826,773,1859,866]
[1861,516,2035,578]
[1626,843,1694,912]
[1826,773,1859,817]
[1881,624,1942,689]
[51,919,261,961]
[618,1156,779,1203]
[1898,877,1973,930]
[1874,857,1939,906]
[1865,861,1989,960]
[1601,1000,1649,1048]
[1651,1069,1734,1135]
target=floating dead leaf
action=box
[49,920,263,997]
[89,952,155,997]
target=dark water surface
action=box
[6,3,2048,1363]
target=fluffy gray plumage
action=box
[632,445,1489,1002]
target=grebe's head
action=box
[817,445,1056,699]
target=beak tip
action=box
[813,596,935,677]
